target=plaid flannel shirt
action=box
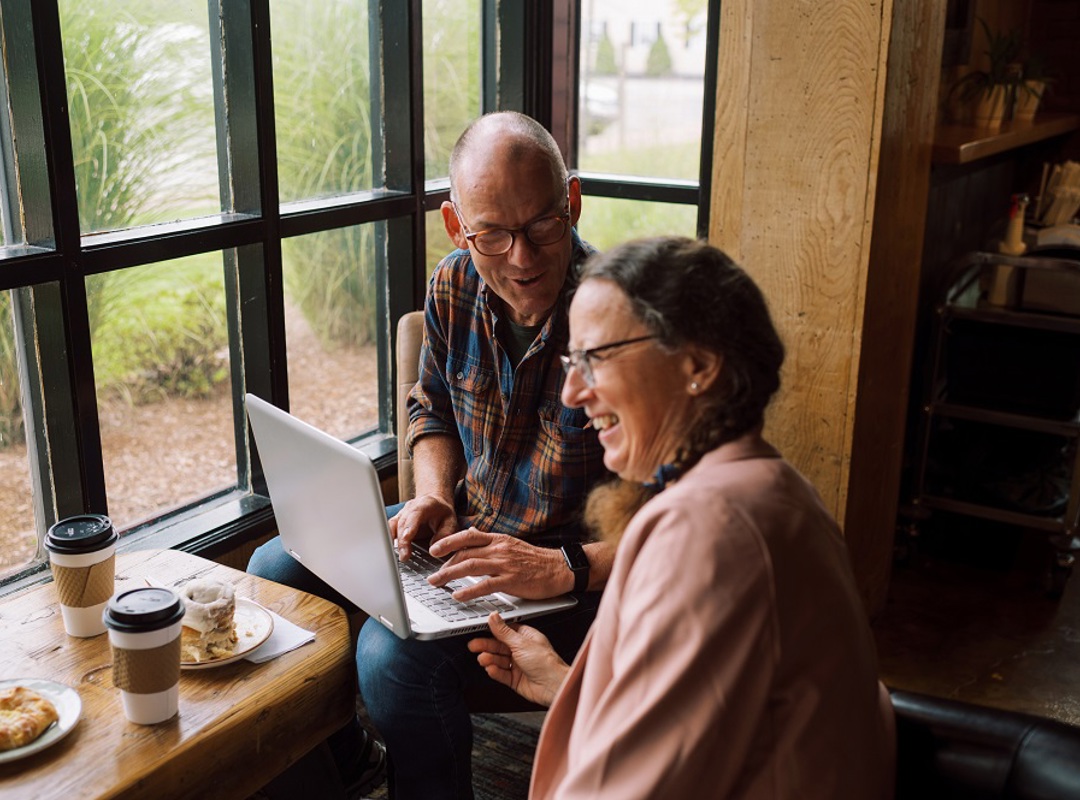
[406,231,607,541]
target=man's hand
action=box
[427,528,571,600]
[468,613,569,707]
[388,494,459,561]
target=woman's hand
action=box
[428,529,572,600]
[468,613,570,707]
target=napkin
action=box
[245,609,316,664]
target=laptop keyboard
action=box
[397,547,517,621]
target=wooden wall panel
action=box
[709,0,942,615]
[848,0,946,615]
[709,0,894,515]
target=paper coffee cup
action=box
[45,514,119,637]
[104,588,185,725]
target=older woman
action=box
[469,237,895,799]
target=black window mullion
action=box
[495,0,525,113]
[696,0,720,240]
[211,0,283,494]
[374,0,423,438]
[578,173,699,205]
[30,0,106,521]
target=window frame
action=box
[0,0,715,592]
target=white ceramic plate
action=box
[0,678,82,764]
[181,598,274,670]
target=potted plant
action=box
[948,18,1023,128]
[1015,53,1052,121]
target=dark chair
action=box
[891,688,1080,799]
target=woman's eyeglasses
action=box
[559,335,658,387]
[453,202,571,257]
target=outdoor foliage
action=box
[645,34,674,77]
[0,294,24,446]
[423,0,482,181]
[90,261,228,406]
[594,32,618,75]
[61,2,225,406]
[273,0,377,348]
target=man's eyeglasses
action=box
[453,202,571,257]
[559,335,659,388]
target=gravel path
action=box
[0,302,379,575]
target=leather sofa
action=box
[891,688,1080,799]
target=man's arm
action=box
[412,433,466,505]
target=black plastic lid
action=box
[103,588,185,633]
[44,514,118,555]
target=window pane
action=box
[426,207,452,280]
[423,0,481,181]
[91,256,235,531]
[0,290,36,577]
[59,1,219,233]
[283,225,380,439]
[271,0,374,203]
[577,196,697,251]
[578,0,707,181]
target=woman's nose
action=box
[561,363,591,408]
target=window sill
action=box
[0,432,397,598]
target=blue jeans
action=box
[247,504,601,800]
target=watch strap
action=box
[561,542,590,593]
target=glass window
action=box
[271,0,375,202]
[90,256,235,531]
[577,0,708,182]
[0,1,713,588]
[577,196,698,251]
[426,207,452,280]
[283,224,381,439]
[0,290,35,577]
[59,0,220,232]
[423,0,481,181]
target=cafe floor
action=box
[872,517,1080,726]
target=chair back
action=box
[396,311,425,502]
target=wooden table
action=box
[0,549,355,799]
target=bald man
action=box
[249,113,612,799]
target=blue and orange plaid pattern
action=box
[407,231,607,540]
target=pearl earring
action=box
[690,381,700,393]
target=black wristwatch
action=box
[561,542,590,593]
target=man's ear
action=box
[568,175,582,228]
[442,201,469,250]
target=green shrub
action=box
[595,32,618,75]
[272,0,377,346]
[645,34,673,77]
[91,263,229,405]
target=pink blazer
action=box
[530,433,895,799]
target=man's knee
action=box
[248,536,291,581]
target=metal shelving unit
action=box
[911,251,1080,595]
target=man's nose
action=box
[506,231,542,267]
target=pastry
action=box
[180,578,238,662]
[0,686,59,751]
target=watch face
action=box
[563,543,589,571]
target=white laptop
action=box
[245,393,577,640]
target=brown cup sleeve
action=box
[112,637,182,694]
[52,556,116,608]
